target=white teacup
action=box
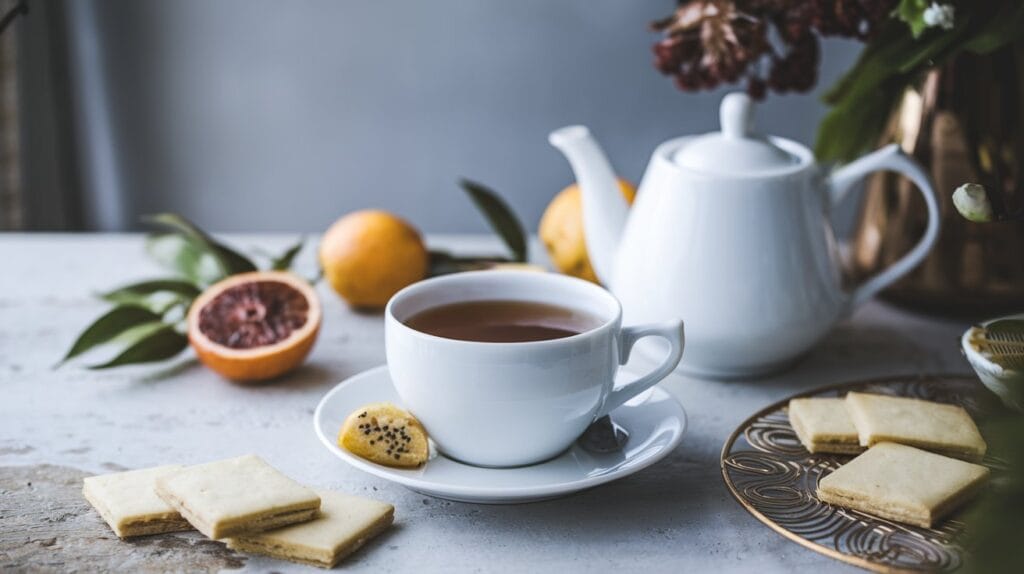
[385,270,684,468]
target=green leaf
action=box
[818,7,985,160]
[896,15,972,74]
[89,324,189,369]
[895,0,929,38]
[144,213,257,276]
[100,278,198,315]
[427,249,512,277]
[101,279,202,301]
[58,306,163,365]
[815,80,902,162]
[270,237,304,271]
[458,179,528,263]
[102,291,188,315]
[110,321,171,345]
[822,21,914,105]
[963,4,1024,54]
[145,233,225,285]
[814,14,975,162]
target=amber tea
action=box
[403,300,602,343]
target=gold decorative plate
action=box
[721,374,1005,573]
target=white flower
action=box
[923,3,955,31]
[953,183,993,223]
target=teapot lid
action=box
[671,93,798,174]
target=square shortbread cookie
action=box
[225,490,394,568]
[844,392,987,461]
[83,464,193,538]
[788,398,864,454]
[154,455,321,539]
[817,442,989,528]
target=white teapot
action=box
[549,93,940,379]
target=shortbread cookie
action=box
[154,455,320,539]
[788,398,864,454]
[817,442,989,528]
[226,490,394,568]
[83,465,192,538]
[339,403,429,468]
[844,392,987,461]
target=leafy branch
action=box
[428,179,530,276]
[816,1,1024,162]
[59,214,305,370]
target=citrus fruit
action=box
[539,178,635,283]
[187,271,321,382]
[319,210,428,308]
[338,402,429,468]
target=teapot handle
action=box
[828,144,941,311]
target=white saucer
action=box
[313,365,687,504]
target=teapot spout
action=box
[548,126,627,285]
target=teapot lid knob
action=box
[669,91,798,174]
[720,93,753,139]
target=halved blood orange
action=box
[187,271,321,382]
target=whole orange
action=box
[319,210,429,308]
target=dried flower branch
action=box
[652,0,896,99]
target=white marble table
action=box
[0,233,978,573]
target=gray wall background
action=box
[62,0,863,233]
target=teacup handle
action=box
[597,320,685,417]
[827,144,941,311]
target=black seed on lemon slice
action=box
[338,402,430,468]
